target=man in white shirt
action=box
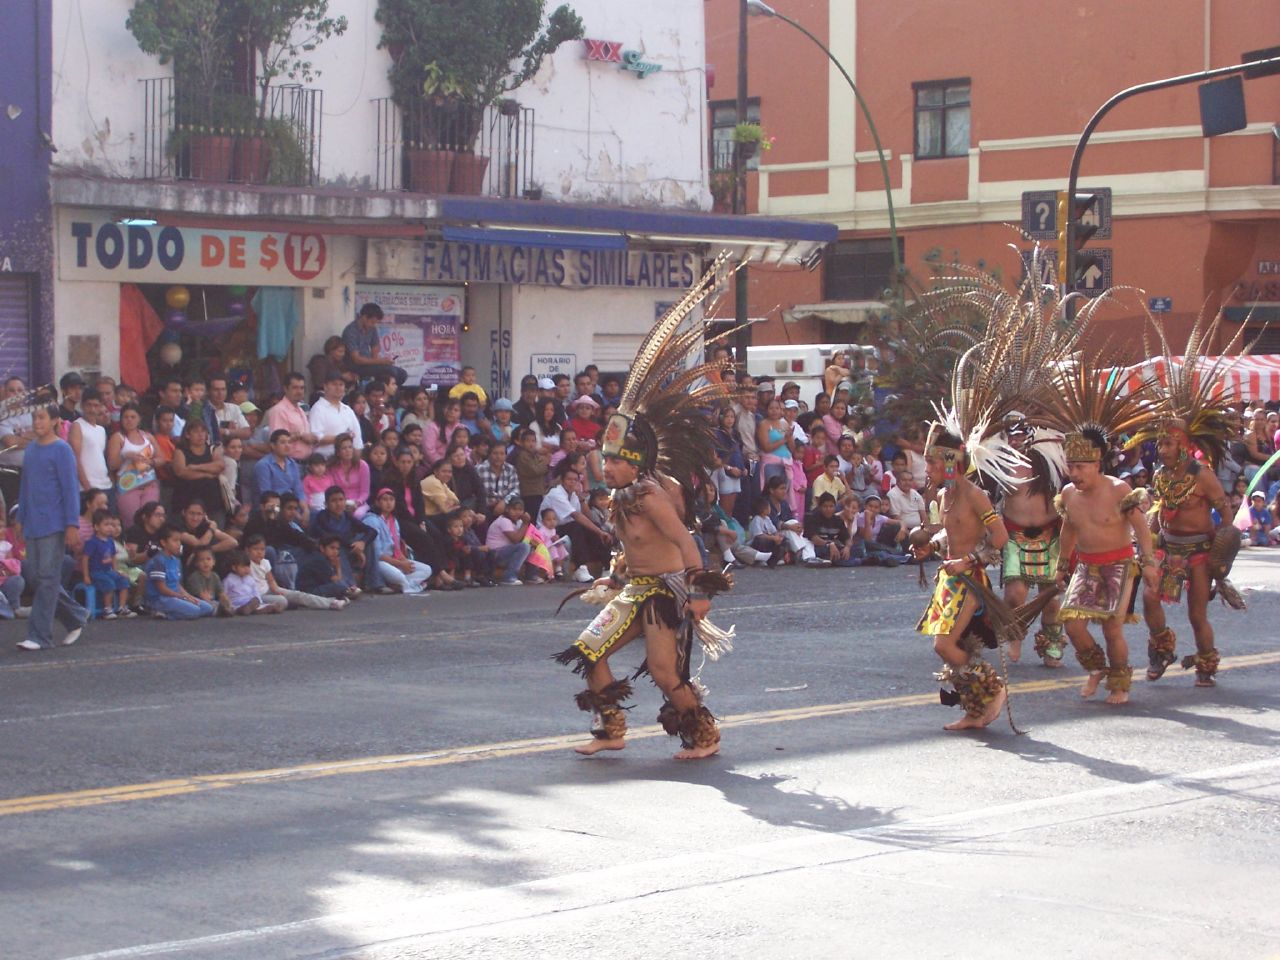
[309,373,366,460]
[888,469,927,529]
[541,467,611,581]
[0,377,34,508]
[209,376,251,442]
[307,373,364,459]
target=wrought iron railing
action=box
[373,98,536,196]
[140,76,323,186]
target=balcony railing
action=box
[373,98,536,197]
[140,77,323,186]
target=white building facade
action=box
[13,0,831,397]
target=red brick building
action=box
[704,0,1280,358]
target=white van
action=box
[745,343,878,407]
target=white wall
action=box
[509,284,673,392]
[50,0,708,205]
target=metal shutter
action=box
[0,276,32,384]
[591,333,643,370]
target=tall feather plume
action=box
[1029,339,1155,442]
[618,251,735,416]
[1125,302,1256,466]
[917,243,1094,489]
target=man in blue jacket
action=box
[15,404,89,650]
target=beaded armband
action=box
[980,509,999,527]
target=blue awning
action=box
[436,196,836,264]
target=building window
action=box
[709,98,761,172]
[913,79,970,159]
[823,238,904,302]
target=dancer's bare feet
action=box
[975,685,1006,727]
[574,738,625,756]
[674,744,720,760]
[1194,676,1216,688]
[1080,671,1104,698]
[1042,656,1063,669]
[1105,689,1129,705]
[943,713,984,731]
[1008,638,1022,662]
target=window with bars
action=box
[823,238,904,302]
[709,98,761,172]
[913,79,970,159]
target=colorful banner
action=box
[57,209,331,287]
[354,284,465,386]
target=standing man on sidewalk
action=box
[15,404,89,650]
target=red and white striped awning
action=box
[1117,355,1280,404]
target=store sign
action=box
[422,242,697,290]
[354,283,465,386]
[582,38,662,78]
[57,210,331,286]
[530,353,577,378]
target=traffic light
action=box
[1059,191,1103,291]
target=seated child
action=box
[184,546,231,615]
[536,507,570,579]
[223,549,280,615]
[459,508,494,586]
[586,488,614,539]
[747,497,786,567]
[144,525,216,620]
[81,509,136,619]
[244,533,346,611]
[0,516,25,619]
[303,453,330,514]
[297,534,362,599]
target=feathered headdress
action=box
[920,244,1089,490]
[1123,306,1254,467]
[1031,342,1154,467]
[602,253,738,491]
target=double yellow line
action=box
[3,650,1277,818]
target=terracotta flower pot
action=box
[235,135,270,184]
[406,146,455,193]
[187,133,234,182]
[449,153,490,195]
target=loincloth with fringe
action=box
[1060,545,1139,622]
[917,565,997,649]
[553,571,735,677]
[1154,531,1211,605]
[1001,517,1061,586]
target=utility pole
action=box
[733,0,750,366]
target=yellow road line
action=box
[3,649,1278,818]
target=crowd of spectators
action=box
[3,314,1279,641]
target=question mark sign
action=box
[1035,202,1051,231]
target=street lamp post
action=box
[746,0,902,286]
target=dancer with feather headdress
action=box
[1125,310,1245,689]
[1035,348,1159,705]
[554,257,737,760]
[908,247,1083,730]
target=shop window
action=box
[709,97,761,172]
[823,238,903,302]
[913,79,970,159]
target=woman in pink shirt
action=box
[822,399,849,455]
[422,399,463,463]
[325,434,371,519]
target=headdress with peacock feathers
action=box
[919,244,1092,491]
[1123,306,1249,468]
[602,253,738,500]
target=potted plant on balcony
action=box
[376,0,584,195]
[127,0,236,181]
[228,0,347,183]
[732,122,775,159]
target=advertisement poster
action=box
[354,284,465,386]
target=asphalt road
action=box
[2,550,1279,960]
